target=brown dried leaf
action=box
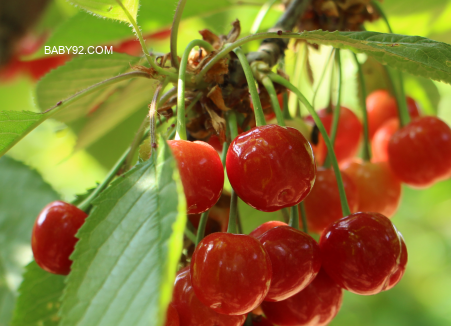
[321,1,339,17]
[199,29,222,49]
[225,20,241,43]
[204,103,226,142]
[207,86,231,111]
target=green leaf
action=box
[60,139,186,326]
[293,30,451,85]
[0,157,59,324]
[11,262,65,326]
[75,77,157,151]
[36,53,142,122]
[0,111,46,159]
[67,0,138,23]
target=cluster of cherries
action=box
[31,88,451,325]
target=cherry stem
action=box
[124,114,150,170]
[115,0,177,79]
[176,40,214,140]
[227,190,239,234]
[185,227,197,243]
[352,53,372,161]
[299,202,309,234]
[283,91,292,120]
[281,207,290,223]
[149,81,167,154]
[233,47,266,127]
[250,0,278,33]
[323,49,342,168]
[269,72,351,217]
[170,0,188,69]
[288,205,300,230]
[262,76,285,126]
[311,48,334,109]
[195,211,210,246]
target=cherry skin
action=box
[301,167,359,234]
[256,226,321,302]
[372,118,398,162]
[190,233,272,315]
[305,106,362,165]
[171,267,247,326]
[168,140,224,214]
[341,159,402,218]
[165,303,180,326]
[226,124,316,212]
[388,116,451,188]
[366,90,420,139]
[31,201,88,275]
[261,269,343,326]
[319,212,408,295]
[249,221,288,238]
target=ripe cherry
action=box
[168,140,224,214]
[372,118,398,162]
[305,106,362,165]
[320,212,408,295]
[301,167,359,234]
[172,267,247,326]
[226,124,316,212]
[31,201,87,275]
[190,233,272,315]
[256,226,321,302]
[261,269,343,326]
[341,159,401,218]
[366,90,420,139]
[388,116,451,188]
[249,221,288,238]
[165,303,180,326]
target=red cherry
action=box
[319,212,408,295]
[261,269,343,326]
[168,140,224,214]
[372,118,398,162]
[341,160,401,218]
[172,267,247,326]
[252,316,274,326]
[165,303,180,326]
[256,226,321,302]
[190,233,272,315]
[366,90,420,139]
[388,116,451,188]
[249,221,288,238]
[226,124,316,212]
[31,201,87,275]
[305,107,362,165]
[301,167,359,234]
[207,134,224,153]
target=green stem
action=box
[289,205,300,230]
[170,0,188,69]
[269,73,351,217]
[282,91,292,120]
[323,49,342,168]
[227,110,239,139]
[352,53,372,161]
[262,76,285,126]
[177,40,214,140]
[185,227,197,243]
[312,48,335,109]
[281,207,290,223]
[250,0,278,33]
[221,142,229,166]
[195,210,210,246]
[149,81,168,154]
[233,47,266,127]
[227,190,239,233]
[115,0,177,79]
[299,202,308,234]
[77,148,130,212]
[158,87,177,107]
[124,115,149,169]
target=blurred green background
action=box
[1,0,451,325]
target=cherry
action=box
[372,118,398,162]
[388,116,451,188]
[165,303,180,326]
[305,106,362,165]
[261,269,343,326]
[301,167,359,234]
[172,267,247,326]
[366,90,420,139]
[252,316,274,326]
[341,159,401,218]
[249,221,288,238]
[168,140,224,214]
[226,124,316,212]
[319,212,408,295]
[31,201,87,275]
[190,233,272,315]
[256,226,321,302]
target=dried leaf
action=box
[203,103,226,142]
[207,86,231,111]
[226,20,241,43]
